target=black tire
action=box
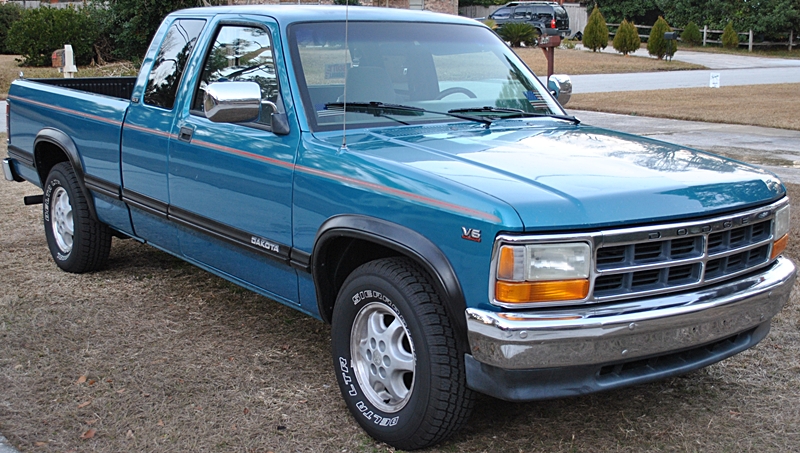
[331,258,474,450]
[43,162,111,273]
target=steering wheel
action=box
[435,87,477,100]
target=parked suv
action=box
[489,1,571,38]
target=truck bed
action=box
[31,76,137,100]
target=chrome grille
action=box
[490,198,787,309]
[593,216,775,302]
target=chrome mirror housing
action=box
[548,74,572,106]
[204,81,262,123]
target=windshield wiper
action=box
[448,106,581,124]
[325,102,493,126]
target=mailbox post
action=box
[538,29,561,79]
[663,32,677,61]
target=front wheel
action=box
[331,258,474,450]
[43,162,111,273]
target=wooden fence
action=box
[607,23,797,52]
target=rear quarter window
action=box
[144,19,206,110]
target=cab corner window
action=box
[193,25,280,126]
[144,19,206,110]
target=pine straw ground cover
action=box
[1,143,800,452]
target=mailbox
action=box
[538,34,561,48]
[51,49,65,68]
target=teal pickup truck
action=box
[3,5,796,449]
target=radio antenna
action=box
[340,3,350,153]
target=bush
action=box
[104,0,226,61]
[583,5,609,52]
[6,7,99,67]
[647,16,674,60]
[722,21,739,49]
[498,22,537,47]
[0,3,23,54]
[680,21,702,46]
[613,19,641,55]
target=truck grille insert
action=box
[593,217,774,301]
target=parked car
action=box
[489,1,571,38]
[3,5,794,450]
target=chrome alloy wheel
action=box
[50,186,74,253]
[351,302,416,413]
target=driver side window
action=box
[193,25,281,124]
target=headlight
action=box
[771,204,790,259]
[495,242,591,304]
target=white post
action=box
[790,30,794,51]
[748,30,753,52]
[703,25,707,46]
[63,45,78,78]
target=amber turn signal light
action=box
[771,234,789,260]
[495,279,589,303]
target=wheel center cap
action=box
[372,352,381,366]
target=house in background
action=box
[4,0,458,15]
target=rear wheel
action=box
[43,162,111,273]
[331,258,474,450]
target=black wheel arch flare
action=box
[33,128,99,221]
[312,215,469,347]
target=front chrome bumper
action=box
[467,256,796,370]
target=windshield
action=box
[289,21,564,131]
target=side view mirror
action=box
[204,81,262,123]
[204,82,291,135]
[548,74,572,106]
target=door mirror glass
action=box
[204,81,261,123]
[548,74,572,106]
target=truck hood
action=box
[330,122,784,230]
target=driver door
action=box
[168,20,300,303]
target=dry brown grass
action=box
[516,47,704,75]
[569,83,800,131]
[2,129,800,452]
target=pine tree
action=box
[721,21,740,49]
[583,5,609,52]
[647,16,674,60]
[613,19,641,56]
[680,21,702,47]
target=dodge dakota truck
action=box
[3,5,796,450]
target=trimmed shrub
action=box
[6,7,99,67]
[681,21,702,46]
[0,3,23,54]
[722,21,739,49]
[647,16,674,60]
[583,5,609,52]
[498,22,537,47]
[613,19,641,56]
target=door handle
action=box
[178,126,194,143]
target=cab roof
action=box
[170,5,481,26]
